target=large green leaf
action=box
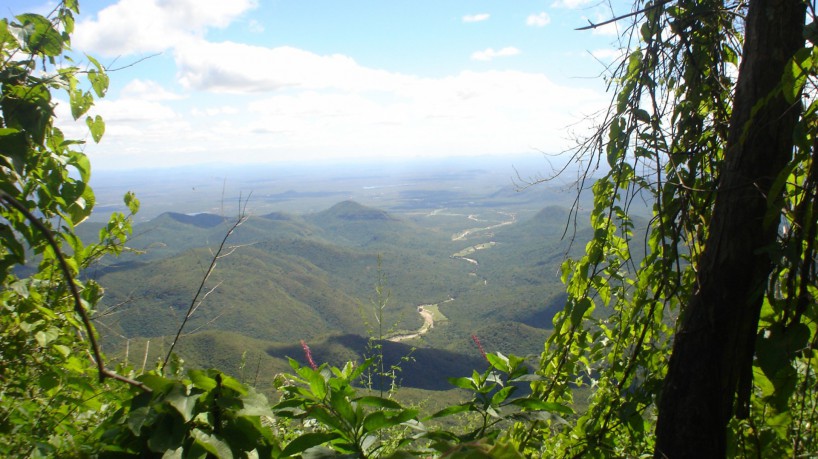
[355,395,402,410]
[85,114,105,143]
[12,14,63,56]
[164,383,199,422]
[0,128,28,173]
[190,429,234,459]
[281,432,341,457]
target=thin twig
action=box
[161,203,248,372]
[105,52,162,72]
[576,0,674,30]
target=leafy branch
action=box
[0,190,149,392]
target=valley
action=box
[86,157,591,394]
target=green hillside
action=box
[94,200,581,388]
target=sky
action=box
[9,0,630,170]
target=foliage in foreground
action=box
[0,3,141,456]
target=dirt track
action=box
[388,306,435,342]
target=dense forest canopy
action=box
[1,0,818,457]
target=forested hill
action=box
[91,200,581,389]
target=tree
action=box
[519,0,818,456]
[0,2,141,455]
[654,0,806,455]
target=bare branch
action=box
[576,0,674,30]
[105,52,162,72]
[161,201,249,372]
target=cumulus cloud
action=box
[462,13,490,23]
[191,106,240,117]
[120,79,185,101]
[590,48,625,61]
[70,45,605,168]
[470,47,521,61]
[64,1,608,168]
[232,69,603,161]
[173,42,416,93]
[526,12,551,27]
[73,0,257,56]
[551,0,594,8]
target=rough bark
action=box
[653,0,805,457]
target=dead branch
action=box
[161,201,249,372]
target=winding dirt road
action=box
[451,211,516,241]
[388,306,435,342]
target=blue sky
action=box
[10,0,629,169]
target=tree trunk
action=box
[653,0,805,457]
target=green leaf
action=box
[491,386,516,406]
[164,383,199,422]
[306,368,327,399]
[126,406,152,436]
[0,128,28,173]
[66,183,95,225]
[486,353,510,373]
[448,376,475,390]
[85,115,105,143]
[428,403,471,419]
[70,89,93,120]
[237,389,273,417]
[2,84,52,145]
[189,369,217,390]
[570,297,593,327]
[138,373,175,392]
[161,448,183,459]
[355,395,402,410]
[309,406,347,433]
[782,47,812,104]
[634,108,651,123]
[87,69,109,98]
[217,372,248,395]
[147,413,186,452]
[34,327,59,346]
[330,390,356,424]
[191,429,234,459]
[509,398,574,415]
[281,432,341,457]
[68,151,92,183]
[363,408,416,432]
[124,191,140,214]
[362,411,391,432]
[13,14,63,56]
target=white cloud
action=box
[174,41,416,93]
[73,0,257,56]
[120,79,185,101]
[248,19,265,33]
[462,13,490,23]
[232,69,603,161]
[551,0,594,9]
[64,3,608,169]
[590,48,624,61]
[471,47,521,61]
[191,106,240,117]
[70,44,606,168]
[526,12,551,27]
